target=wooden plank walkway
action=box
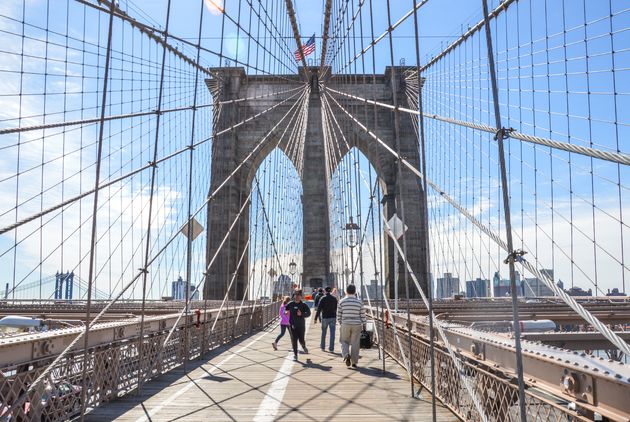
[87,320,457,421]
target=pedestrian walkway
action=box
[86,320,457,421]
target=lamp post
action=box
[268,267,277,301]
[344,217,360,287]
[289,260,297,296]
[344,266,351,293]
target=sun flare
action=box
[204,0,224,15]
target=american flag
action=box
[294,34,315,62]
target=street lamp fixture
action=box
[344,217,360,248]
[344,217,360,286]
[289,260,297,276]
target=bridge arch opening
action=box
[328,145,386,299]
[247,147,302,300]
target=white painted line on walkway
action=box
[135,325,276,422]
[253,320,311,422]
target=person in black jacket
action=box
[315,287,338,352]
[312,288,324,322]
[285,290,311,360]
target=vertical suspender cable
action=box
[411,0,436,418]
[385,0,414,398]
[137,0,173,392]
[367,0,386,374]
[480,0,526,420]
[186,0,206,359]
[79,2,115,419]
[356,0,381,361]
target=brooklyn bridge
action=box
[0,0,628,420]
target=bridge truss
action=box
[0,0,629,421]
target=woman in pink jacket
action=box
[272,296,291,350]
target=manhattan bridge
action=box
[0,0,629,420]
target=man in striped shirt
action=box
[337,284,366,368]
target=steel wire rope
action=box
[324,77,630,362]
[0,89,303,236]
[382,213,490,422]
[150,108,302,359]
[2,86,308,418]
[334,0,431,76]
[323,88,630,166]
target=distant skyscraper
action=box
[541,269,553,280]
[493,271,524,297]
[361,280,379,300]
[436,273,459,299]
[566,286,592,297]
[171,276,199,300]
[273,274,293,297]
[523,268,555,297]
[466,278,490,298]
[606,288,626,297]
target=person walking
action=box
[315,286,338,352]
[272,296,291,351]
[312,288,324,322]
[286,290,311,360]
[331,287,340,300]
[338,284,366,368]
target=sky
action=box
[0,0,628,300]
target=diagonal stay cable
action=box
[138,85,309,360]
[326,89,630,358]
[249,92,309,319]
[76,0,211,77]
[420,0,516,72]
[324,87,630,166]
[321,86,395,358]
[318,0,333,73]
[334,0,430,76]
[75,0,299,82]
[1,86,309,416]
[284,0,309,80]
[382,214,489,422]
[0,86,303,136]
[157,190,252,355]
[0,88,305,236]
[250,89,310,286]
[321,0,365,80]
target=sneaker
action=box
[352,363,358,368]
[293,354,298,361]
[302,346,309,354]
[344,355,351,367]
[272,342,277,351]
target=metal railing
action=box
[0,301,280,421]
[374,315,595,422]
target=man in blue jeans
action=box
[315,286,338,352]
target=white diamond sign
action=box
[180,217,204,241]
[387,213,408,240]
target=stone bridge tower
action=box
[204,67,428,300]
